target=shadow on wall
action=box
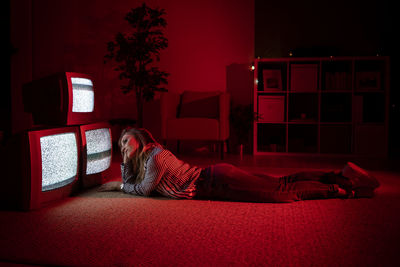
[226,63,253,106]
[226,63,254,154]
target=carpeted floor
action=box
[1,153,400,267]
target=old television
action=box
[23,72,95,125]
[79,122,112,188]
[2,126,80,210]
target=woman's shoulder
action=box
[150,146,163,156]
[146,145,166,161]
[153,146,174,159]
[145,147,172,171]
[150,146,178,163]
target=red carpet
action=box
[1,158,400,266]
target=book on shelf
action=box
[324,72,351,90]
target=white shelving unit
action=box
[253,56,390,156]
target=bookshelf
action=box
[253,56,389,156]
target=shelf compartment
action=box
[288,93,318,122]
[321,60,352,91]
[321,93,352,122]
[290,63,318,92]
[257,123,286,152]
[258,95,285,122]
[354,93,385,123]
[355,60,385,92]
[288,124,317,153]
[320,125,352,154]
[257,62,287,91]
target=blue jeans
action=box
[195,163,345,203]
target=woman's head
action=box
[119,128,158,158]
[118,128,160,183]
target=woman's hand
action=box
[120,133,139,163]
[122,148,131,164]
[121,145,133,164]
[97,181,122,192]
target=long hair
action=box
[118,128,161,183]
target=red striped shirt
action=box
[121,147,202,199]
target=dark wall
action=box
[255,0,399,157]
[10,0,254,134]
[1,0,11,141]
[255,0,393,58]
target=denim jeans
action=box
[194,163,346,203]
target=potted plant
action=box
[105,3,169,127]
[230,104,259,159]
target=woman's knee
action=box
[212,163,240,177]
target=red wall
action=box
[11,0,254,133]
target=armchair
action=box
[160,91,230,159]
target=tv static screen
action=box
[71,77,94,113]
[40,133,78,191]
[85,128,112,175]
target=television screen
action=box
[85,128,112,174]
[23,72,96,126]
[1,126,80,210]
[71,77,94,113]
[40,132,78,191]
[80,122,112,188]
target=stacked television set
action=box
[4,72,113,210]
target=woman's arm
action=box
[121,161,135,183]
[97,181,122,192]
[97,160,134,192]
[121,151,164,196]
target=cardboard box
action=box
[258,96,285,122]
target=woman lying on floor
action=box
[98,128,380,202]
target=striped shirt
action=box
[121,147,203,199]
